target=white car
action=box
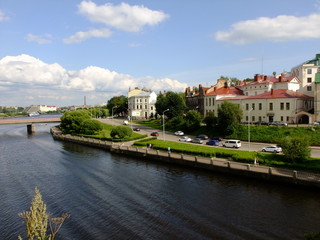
[174,131,184,136]
[261,145,282,153]
[179,136,191,142]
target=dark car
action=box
[196,134,208,140]
[206,139,220,146]
[255,121,269,126]
[133,127,140,131]
[211,136,223,141]
[150,132,159,136]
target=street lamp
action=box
[248,108,253,152]
[162,109,169,141]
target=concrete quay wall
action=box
[50,127,320,190]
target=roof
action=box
[205,86,243,97]
[236,75,299,87]
[219,89,312,101]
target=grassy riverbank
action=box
[133,138,320,173]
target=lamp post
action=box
[162,109,169,141]
[248,108,253,152]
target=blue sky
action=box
[1,0,320,107]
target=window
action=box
[246,103,249,110]
[145,105,147,109]
[307,77,312,83]
[205,98,208,106]
[286,116,289,122]
[259,103,262,110]
[245,92,248,96]
[252,103,255,110]
[212,98,215,106]
[280,102,284,110]
[269,103,273,111]
[258,116,262,122]
[246,116,248,121]
[307,86,312,91]
[281,116,284,121]
[286,103,290,110]
[136,105,139,109]
[252,116,255,122]
[307,69,312,74]
[151,106,153,110]
[209,98,211,106]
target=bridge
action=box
[0,117,61,134]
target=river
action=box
[0,122,319,240]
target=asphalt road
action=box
[99,118,320,158]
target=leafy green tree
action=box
[80,119,103,135]
[155,91,186,119]
[110,126,133,139]
[60,110,91,134]
[203,112,217,128]
[167,115,186,130]
[184,110,202,131]
[281,136,311,163]
[217,101,242,136]
[106,96,128,117]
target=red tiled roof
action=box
[205,87,243,97]
[236,75,299,87]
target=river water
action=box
[0,122,319,240]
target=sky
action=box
[1,0,320,107]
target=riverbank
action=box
[51,127,320,190]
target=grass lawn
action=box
[133,138,320,173]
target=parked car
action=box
[270,121,288,126]
[313,121,320,126]
[123,120,129,125]
[223,140,241,148]
[206,139,220,146]
[261,145,282,153]
[211,136,223,141]
[191,138,203,144]
[174,131,184,136]
[150,132,159,136]
[179,136,191,142]
[196,134,208,140]
[133,127,140,131]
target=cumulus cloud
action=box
[0,9,9,22]
[63,28,112,43]
[26,34,52,44]
[77,1,169,32]
[215,13,320,44]
[0,54,187,105]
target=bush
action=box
[80,119,103,135]
[110,125,133,139]
[60,110,91,134]
[281,136,311,163]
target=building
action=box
[25,105,58,114]
[128,87,157,119]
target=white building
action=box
[128,88,157,119]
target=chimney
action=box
[264,75,267,81]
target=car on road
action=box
[313,121,320,126]
[196,134,209,140]
[133,127,140,131]
[223,140,241,148]
[150,132,159,136]
[211,136,223,141]
[261,145,282,153]
[174,131,184,136]
[191,138,203,144]
[179,136,191,142]
[206,139,220,146]
[270,121,288,126]
[255,121,269,126]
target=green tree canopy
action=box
[203,111,217,128]
[60,110,91,134]
[155,91,186,119]
[217,101,242,136]
[110,125,133,139]
[106,96,128,117]
[184,110,202,131]
[80,119,103,135]
[281,136,311,163]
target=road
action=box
[99,118,320,158]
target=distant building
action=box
[128,87,157,119]
[25,105,58,114]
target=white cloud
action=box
[215,13,320,44]
[0,10,9,22]
[64,28,112,44]
[77,1,169,32]
[26,34,52,44]
[0,54,187,106]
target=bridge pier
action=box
[27,124,35,134]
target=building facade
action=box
[128,87,157,119]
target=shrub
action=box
[110,125,133,139]
[60,110,91,134]
[281,136,311,163]
[80,119,103,135]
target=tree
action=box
[18,188,70,240]
[203,112,217,128]
[217,101,242,136]
[281,136,311,163]
[167,115,185,130]
[60,110,91,134]
[110,126,133,139]
[155,91,186,119]
[80,119,103,135]
[184,110,202,131]
[106,96,128,117]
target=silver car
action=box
[261,145,282,153]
